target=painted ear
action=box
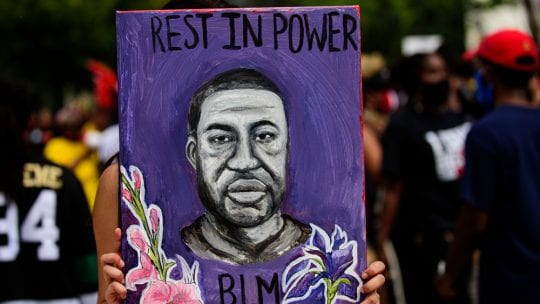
[186,136,197,169]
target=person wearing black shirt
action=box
[0,80,98,303]
[377,52,471,304]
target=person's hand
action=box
[102,228,126,304]
[360,260,386,304]
[434,273,456,300]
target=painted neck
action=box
[204,212,284,246]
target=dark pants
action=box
[393,232,472,304]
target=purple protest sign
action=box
[117,6,365,303]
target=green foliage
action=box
[359,0,416,63]
[0,0,166,107]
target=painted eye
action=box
[210,135,232,144]
[255,132,275,143]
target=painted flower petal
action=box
[286,271,317,299]
[331,248,354,279]
[282,255,324,293]
[169,281,202,303]
[305,249,329,270]
[310,283,327,303]
[149,205,160,235]
[168,254,198,283]
[127,226,149,252]
[309,225,329,252]
[336,273,360,301]
[122,187,132,203]
[283,258,310,284]
[141,280,171,303]
[125,251,158,290]
[284,281,326,304]
[311,271,330,284]
[171,298,202,304]
[331,225,347,251]
[168,260,184,281]
[133,168,142,190]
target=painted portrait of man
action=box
[117,6,366,303]
[182,69,311,264]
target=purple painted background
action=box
[117,6,365,303]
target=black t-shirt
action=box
[0,158,97,302]
[382,107,471,238]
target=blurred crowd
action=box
[25,60,120,210]
[362,31,540,304]
[1,1,540,301]
[0,60,119,303]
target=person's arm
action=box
[436,126,494,298]
[375,179,403,264]
[435,204,488,299]
[93,163,121,303]
[376,113,405,263]
[363,125,383,182]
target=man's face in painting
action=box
[186,88,288,228]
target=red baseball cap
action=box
[475,29,539,72]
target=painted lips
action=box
[227,179,267,205]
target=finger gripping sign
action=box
[117,6,365,303]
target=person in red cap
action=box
[435,29,540,304]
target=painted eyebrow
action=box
[223,105,275,111]
[204,123,234,133]
[251,120,279,130]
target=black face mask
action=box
[419,80,449,108]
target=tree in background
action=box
[0,0,531,109]
[0,0,167,108]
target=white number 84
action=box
[0,190,60,261]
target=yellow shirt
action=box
[44,137,99,210]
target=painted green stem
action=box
[324,277,352,304]
[122,173,168,281]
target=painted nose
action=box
[227,137,260,171]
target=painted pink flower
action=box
[122,187,132,202]
[149,205,160,234]
[127,226,149,252]
[121,165,203,302]
[133,168,142,191]
[170,282,202,304]
[126,251,158,290]
[141,280,202,304]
